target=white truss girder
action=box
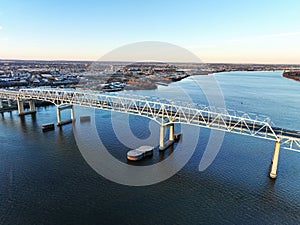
[0,88,300,151]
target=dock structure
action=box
[1,88,300,179]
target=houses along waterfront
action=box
[1,60,300,91]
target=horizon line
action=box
[1,58,300,66]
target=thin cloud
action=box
[0,26,2,30]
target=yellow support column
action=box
[270,140,281,179]
[169,123,174,141]
[159,125,165,150]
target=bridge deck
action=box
[0,88,300,151]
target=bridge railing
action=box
[1,88,300,150]
[16,88,279,141]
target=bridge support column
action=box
[18,99,36,116]
[29,99,36,113]
[8,100,11,107]
[57,107,62,125]
[169,123,174,141]
[70,105,75,121]
[159,123,175,151]
[270,140,281,179]
[57,104,75,126]
[159,125,165,149]
[0,100,3,109]
[17,98,24,115]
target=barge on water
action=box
[127,146,154,161]
[42,123,55,132]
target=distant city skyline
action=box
[1,0,300,64]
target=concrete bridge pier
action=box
[57,104,75,126]
[8,100,12,107]
[0,100,3,109]
[17,98,36,116]
[70,105,75,121]
[29,99,36,112]
[17,98,25,115]
[159,123,175,151]
[270,140,281,179]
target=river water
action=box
[1,71,300,224]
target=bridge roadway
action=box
[99,100,300,141]
[0,88,300,179]
[0,88,299,144]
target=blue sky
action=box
[0,0,300,63]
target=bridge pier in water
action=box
[0,100,12,108]
[17,98,36,116]
[57,104,75,126]
[2,88,300,179]
[270,140,281,179]
[159,123,174,151]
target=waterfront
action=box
[1,71,300,224]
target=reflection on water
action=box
[0,71,300,224]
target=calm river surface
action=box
[1,71,300,224]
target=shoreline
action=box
[282,71,300,82]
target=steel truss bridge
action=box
[1,88,300,179]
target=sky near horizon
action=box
[0,0,300,64]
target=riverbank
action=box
[282,71,300,82]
